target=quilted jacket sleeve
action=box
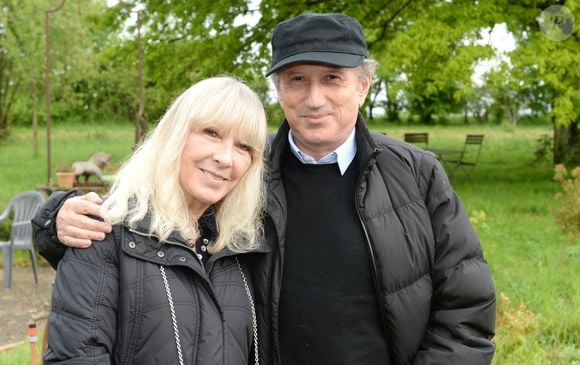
[43,229,119,364]
[414,155,496,365]
[32,190,84,269]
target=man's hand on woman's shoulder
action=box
[57,192,112,248]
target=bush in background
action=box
[553,164,580,243]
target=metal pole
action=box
[44,0,66,186]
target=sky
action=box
[473,23,517,85]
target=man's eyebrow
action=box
[324,66,345,73]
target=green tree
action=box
[376,0,497,124]
[106,0,423,125]
[499,0,580,165]
[0,0,109,137]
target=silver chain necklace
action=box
[235,256,260,365]
[159,265,185,365]
[159,258,259,365]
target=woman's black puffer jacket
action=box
[33,192,257,365]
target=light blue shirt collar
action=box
[287,128,357,175]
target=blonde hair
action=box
[102,76,268,253]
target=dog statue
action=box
[72,151,112,184]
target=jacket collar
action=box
[267,112,380,175]
[353,113,380,164]
[127,210,270,255]
[127,210,217,248]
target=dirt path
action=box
[0,264,55,348]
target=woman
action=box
[42,76,267,365]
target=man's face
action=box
[275,63,371,160]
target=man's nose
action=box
[304,82,325,109]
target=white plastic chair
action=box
[0,191,46,290]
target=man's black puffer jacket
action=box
[250,116,496,365]
[33,192,257,365]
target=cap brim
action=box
[266,52,365,76]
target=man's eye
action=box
[289,76,304,82]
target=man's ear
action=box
[358,75,372,105]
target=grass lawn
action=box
[0,121,578,364]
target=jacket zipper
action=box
[127,226,241,364]
[127,227,224,313]
[355,149,391,351]
[266,178,286,365]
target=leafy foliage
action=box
[378,1,495,123]
[533,134,553,164]
[3,0,111,127]
[553,164,580,242]
[0,0,578,158]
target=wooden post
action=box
[135,10,147,145]
[28,323,38,365]
[44,0,67,185]
[32,80,38,157]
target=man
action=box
[33,13,496,364]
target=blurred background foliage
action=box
[0,0,578,164]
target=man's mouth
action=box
[303,113,328,119]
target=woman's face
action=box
[179,128,253,217]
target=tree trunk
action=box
[509,107,518,126]
[554,121,580,166]
[134,110,148,146]
[386,99,400,122]
[367,79,383,121]
[32,80,39,157]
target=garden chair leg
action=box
[29,248,39,285]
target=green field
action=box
[0,122,578,364]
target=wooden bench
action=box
[404,133,429,149]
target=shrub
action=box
[533,134,553,164]
[495,291,539,348]
[469,209,487,230]
[553,164,580,242]
[0,219,10,240]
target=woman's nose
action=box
[213,140,234,167]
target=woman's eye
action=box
[204,129,219,137]
[237,143,252,152]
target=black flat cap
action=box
[266,13,368,76]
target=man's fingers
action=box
[59,221,107,241]
[76,213,111,235]
[58,235,94,249]
[55,194,113,248]
[64,195,104,219]
[59,216,109,240]
[82,191,104,205]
